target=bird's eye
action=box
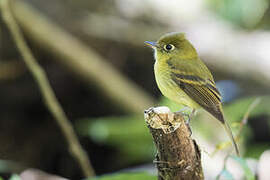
[164,44,175,51]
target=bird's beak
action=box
[144,41,157,48]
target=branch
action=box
[11,0,156,114]
[0,0,95,177]
[144,107,203,180]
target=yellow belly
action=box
[154,62,200,109]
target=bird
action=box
[144,32,239,156]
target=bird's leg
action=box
[175,107,190,117]
[176,108,195,137]
[185,109,196,125]
[175,107,195,123]
[175,107,195,136]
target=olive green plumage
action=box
[145,32,239,156]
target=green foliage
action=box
[208,0,269,28]
[76,96,270,164]
[224,96,270,156]
[75,115,154,163]
[224,96,270,121]
[245,143,270,159]
[9,175,20,180]
[75,96,190,163]
[87,172,156,180]
[161,96,270,156]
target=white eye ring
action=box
[164,44,175,51]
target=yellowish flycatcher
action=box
[145,32,239,156]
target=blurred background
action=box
[1,0,270,179]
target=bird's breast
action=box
[154,61,199,108]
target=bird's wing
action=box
[168,58,224,122]
[167,58,238,154]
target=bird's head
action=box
[145,32,198,61]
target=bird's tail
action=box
[223,118,240,156]
[213,110,240,156]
